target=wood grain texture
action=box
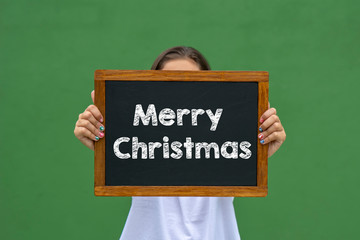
[94,70,269,197]
[95,186,267,197]
[95,70,269,82]
[94,78,105,186]
[258,81,269,190]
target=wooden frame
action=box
[94,70,269,197]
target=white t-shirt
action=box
[119,197,241,240]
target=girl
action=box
[74,46,286,240]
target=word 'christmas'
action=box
[112,104,252,160]
[113,136,251,160]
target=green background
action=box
[1,0,359,239]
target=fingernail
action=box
[95,136,99,141]
[99,126,104,131]
[99,132,104,138]
[260,140,265,144]
[259,127,263,132]
[258,134,263,139]
[260,118,264,123]
[100,118,103,123]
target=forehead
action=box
[161,58,200,71]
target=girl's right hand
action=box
[74,90,105,151]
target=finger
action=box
[91,90,95,104]
[260,131,283,145]
[76,119,104,139]
[79,108,104,130]
[86,104,104,123]
[79,110,100,129]
[78,112,103,135]
[259,114,280,132]
[260,107,276,123]
[73,127,95,150]
[78,136,95,151]
[258,121,283,140]
[75,126,99,142]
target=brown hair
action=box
[151,46,211,70]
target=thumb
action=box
[268,101,270,109]
[91,90,95,104]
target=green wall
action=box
[1,0,359,239]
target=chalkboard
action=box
[94,70,269,197]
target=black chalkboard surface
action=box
[94,70,269,197]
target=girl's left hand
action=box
[258,105,286,158]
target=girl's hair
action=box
[151,46,211,70]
